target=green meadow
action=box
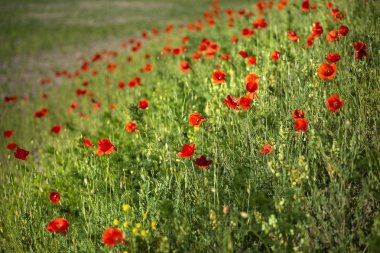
[0,0,379,252]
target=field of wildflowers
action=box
[1,0,379,252]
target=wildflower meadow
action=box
[0,0,379,252]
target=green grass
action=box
[1,0,380,252]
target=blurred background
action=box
[0,0,250,95]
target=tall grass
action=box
[0,0,379,252]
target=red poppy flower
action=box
[238,9,246,17]
[354,41,367,52]
[199,43,207,52]
[288,30,300,42]
[14,147,29,160]
[212,70,226,84]
[331,9,345,21]
[102,227,124,246]
[180,61,191,73]
[220,54,231,61]
[259,144,272,154]
[141,32,150,39]
[128,79,137,88]
[247,56,257,65]
[47,218,69,235]
[182,35,189,44]
[94,138,117,155]
[4,96,18,103]
[353,41,368,60]
[7,142,17,150]
[192,51,202,60]
[205,51,215,59]
[226,9,234,16]
[224,95,240,110]
[84,138,95,147]
[40,78,52,86]
[34,108,48,118]
[118,81,125,89]
[128,77,142,88]
[110,104,116,110]
[107,63,117,72]
[326,94,344,112]
[144,64,153,72]
[241,27,254,37]
[277,0,288,10]
[271,51,280,61]
[245,82,258,93]
[239,51,248,58]
[171,47,184,55]
[294,118,308,132]
[3,130,13,138]
[301,0,309,12]
[138,99,149,109]
[51,125,61,134]
[81,61,89,72]
[49,192,60,204]
[69,101,79,112]
[245,73,260,93]
[80,112,88,119]
[318,62,336,80]
[326,29,339,42]
[177,144,195,158]
[239,97,251,110]
[189,113,206,127]
[76,89,87,96]
[210,42,219,52]
[165,24,174,33]
[253,18,267,28]
[311,21,323,38]
[92,100,101,110]
[326,2,334,8]
[125,122,139,134]
[244,92,257,100]
[195,155,213,169]
[92,53,102,62]
[325,52,341,63]
[339,25,349,37]
[292,109,305,119]
[231,35,239,43]
[245,73,260,84]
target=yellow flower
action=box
[151,220,157,230]
[141,230,147,237]
[132,227,139,234]
[143,213,148,221]
[113,219,119,226]
[123,221,128,228]
[136,223,142,229]
[123,204,131,212]
[123,251,128,253]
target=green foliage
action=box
[1,0,379,252]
